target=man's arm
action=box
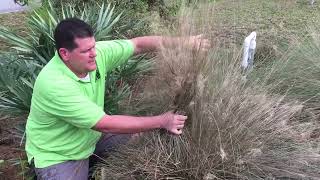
[93,111,187,135]
[130,35,210,55]
[131,36,162,55]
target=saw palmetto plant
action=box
[0,1,152,116]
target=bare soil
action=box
[0,117,26,180]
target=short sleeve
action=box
[37,79,106,129]
[96,40,134,73]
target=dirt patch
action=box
[0,117,26,180]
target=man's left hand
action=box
[189,34,211,52]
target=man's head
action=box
[54,18,97,77]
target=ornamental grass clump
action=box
[249,18,320,120]
[96,4,320,180]
[99,48,320,179]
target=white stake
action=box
[310,0,315,6]
[242,31,256,71]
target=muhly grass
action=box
[96,44,320,179]
[250,36,320,105]
[249,19,320,122]
[95,4,320,180]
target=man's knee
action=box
[94,133,132,156]
[35,159,89,180]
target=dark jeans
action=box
[34,133,131,180]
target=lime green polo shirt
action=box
[25,40,134,168]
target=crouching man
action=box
[25,18,209,180]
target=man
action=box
[25,18,208,180]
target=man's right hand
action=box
[161,111,187,135]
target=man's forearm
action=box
[130,36,185,55]
[130,35,210,55]
[94,114,164,134]
[93,112,187,135]
[131,36,163,55]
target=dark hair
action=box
[54,18,94,51]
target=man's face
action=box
[59,36,97,77]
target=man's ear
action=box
[58,48,70,62]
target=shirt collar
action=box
[52,51,90,83]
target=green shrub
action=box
[50,0,193,37]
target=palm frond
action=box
[0,54,39,116]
